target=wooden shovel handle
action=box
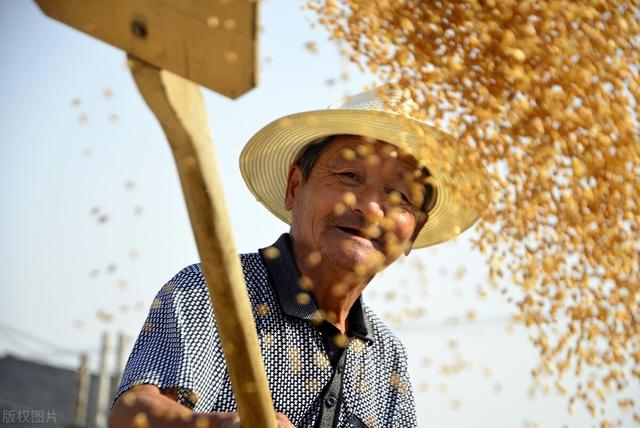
[128,54,277,428]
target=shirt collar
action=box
[259,233,373,343]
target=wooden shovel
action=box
[34,1,276,426]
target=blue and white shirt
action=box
[115,234,417,427]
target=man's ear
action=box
[404,213,429,256]
[284,165,304,211]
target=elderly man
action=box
[110,88,488,427]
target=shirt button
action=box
[324,394,337,408]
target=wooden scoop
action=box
[35,1,276,426]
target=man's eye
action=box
[389,189,411,205]
[338,171,359,181]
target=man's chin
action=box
[330,244,388,276]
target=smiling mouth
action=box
[336,226,383,246]
[337,226,364,236]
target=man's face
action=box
[285,135,429,276]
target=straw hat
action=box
[239,87,491,248]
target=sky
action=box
[1,1,638,427]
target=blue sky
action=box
[1,2,637,427]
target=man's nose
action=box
[353,189,385,223]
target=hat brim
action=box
[239,109,491,248]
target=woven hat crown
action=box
[328,87,419,116]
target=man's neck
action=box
[312,270,368,334]
[289,237,372,334]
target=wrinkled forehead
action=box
[321,135,424,176]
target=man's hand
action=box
[109,384,294,428]
[214,411,294,428]
[215,413,295,428]
[274,413,296,428]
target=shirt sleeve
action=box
[391,347,418,427]
[113,265,226,410]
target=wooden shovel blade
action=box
[35,0,259,99]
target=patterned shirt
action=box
[115,234,417,427]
